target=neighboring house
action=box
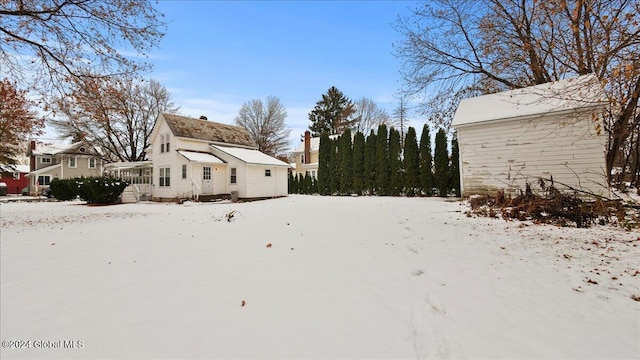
[292,131,319,179]
[0,164,29,194]
[26,140,104,195]
[451,74,609,198]
[142,113,289,202]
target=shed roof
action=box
[211,145,290,167]
[161,113,257,148]
[451,74,606,127]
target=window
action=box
[68,157,77,168]
[159,167,170,187]
[88,158,96,168]
[36,175,51,186]
[13,172,20,180]
[230,168,237,184]
[41,157,51,164]
[160,133,170,153]
[203,166,211,180]
[265,169,271,177]
[300,154,305,163]
[181,164,187,179]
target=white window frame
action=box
[36,175,51,186]
[301,154,305,163]
[230,167,237,184]
[203,166,211,180]
[265,169,271,177]
[88,158,96,168]
[159,167,170,187]
[160,134,165,153]
[41,157,51,164]
[68,157,77,168]
[181,164,187,179]
[165,133,170,152]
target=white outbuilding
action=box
[451,75,609,197]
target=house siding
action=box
[245,165,288,198]
[456,111,608,197]
[151,119,178,200]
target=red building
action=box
[0,164,29,194]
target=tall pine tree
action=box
[403,126,420,197]
[352,131,366,195]
[376,124,389,195]
[364,130,377,195]
[388,127,403,196]
[317,131,331,195]
[419,124,435,196]
[450,135,461,197]
[434,128,450,197]
[308,87,356,136]
[339,128,353,195]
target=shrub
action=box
[77,177,129,205]
[49,178,79,201]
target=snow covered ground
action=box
[1,195,638,359]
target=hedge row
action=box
[49,177,129,204]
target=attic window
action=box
[79,147,86,152]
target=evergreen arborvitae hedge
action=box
[376,124,389,195]
[450,136,461,197]
[329,138,340,194]
[388,127,403,196]
[352,131,366,195]
[339,128,353,195]
[364,130,377,194]
[403,127,420,197]
[434,128,450,197]
[419,124,435,196]
[288,172,297,194]
[317,131,331,195]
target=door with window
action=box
[202,166,213,194]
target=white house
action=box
[138,113,289,202]
[451,75,609,198]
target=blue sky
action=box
[148,0,420,150]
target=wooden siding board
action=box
[458,111,607,196]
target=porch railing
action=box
[191,179,201,201]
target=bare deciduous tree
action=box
[235,96,291,158]
[352,97,392,135]
[395,0,640,183]
[0,0,166,95]
[0,79,44,164]
[51,77,178,162]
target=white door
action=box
[202,166,213,194]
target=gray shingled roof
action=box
[162,113,257,148]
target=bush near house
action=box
[50,178,80,201]
[77,177,129,205]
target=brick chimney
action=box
[304,131,311,164]
[29,140,36,172]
